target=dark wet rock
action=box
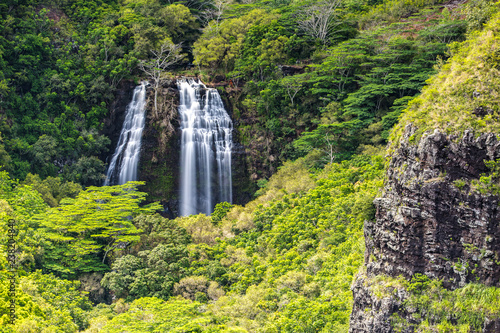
[350,125,500,332]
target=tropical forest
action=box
[1,0,500,332]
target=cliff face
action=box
[213,85,257,205]
[100,80,181,215]
[100,81,136,164]
[369,125,500,286]
[349,125,500,332]
[138,80,181,216]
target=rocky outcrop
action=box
[368,125,500,286]
[214,85,256,205]
[100,80,181,215]
[350,124,500,332]
[79,273,111,305]
[139,80,181,216]
[350,273,412,333]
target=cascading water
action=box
[178,79,233,216]
[104,81,148,186]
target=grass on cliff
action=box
[364,273,500,333]
[390,5,500,147]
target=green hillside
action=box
[392,6,500,145]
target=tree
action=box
[158,4,196,39]
[193,9,275,72]
[0,270,94,332]
[99,297,212,332]
[281,75,303,106]
[30,135,58,177]
[139,40,183,113]
[321,41,367,95]
[0,134,11,172]
[293,122,356,164]
[132,213,191,252]
[21,173,82,207]
[211,201,233,225]
[108,54,138,90]
[63,156,107,186]
[200,0,233,26]
[101,243,190,301]
[33,182,161,277]
[298,0,341,45]
[462,0,497,31]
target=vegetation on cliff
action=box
[392,2,500,146]
[191,0,467,177]
[358,273,500,332]
[0,0,469,185]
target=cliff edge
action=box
[350,11,500,333]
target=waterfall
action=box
[104,81,148,186]
[178,79,233,216]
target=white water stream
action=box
[178,79,232,216]
[104,81,148,185]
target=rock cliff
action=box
[100,80,136,164]
[349,125,500,332]
[139,80,181,216]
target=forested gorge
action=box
[1,0,500,332]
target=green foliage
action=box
[471,158,500,195]
[0,171,47,218]
[0,170,50,271]
[0,0,464,189]
[0,135,12,173]
[406,273,430,294]
[176,214,222,245]
[173,275,224,302]
[22,173,82,207]
[0,1,491,332]
[193,9,277,72]
[176,154,384,332]
[99,297,216,332]
[132,213,192,251]
[396,274,500,332]
[293,122,358,165]
[158,4,197,41]
[212,202,234,225]
[217,5,464,175]
[101,243,190,301]
[101,213,191,302]
[0,0,198,184]
[391,10,500,148]
[453,179,467,191]
[63,156,108,186]
[33,181,161,278]
[462,0,499,32]
[362,271,500,332]
[0,270,93,332]
[232,16,313,81]
[359,0,447,27]
[89,154,382,331]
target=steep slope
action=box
[350,10,500,333]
